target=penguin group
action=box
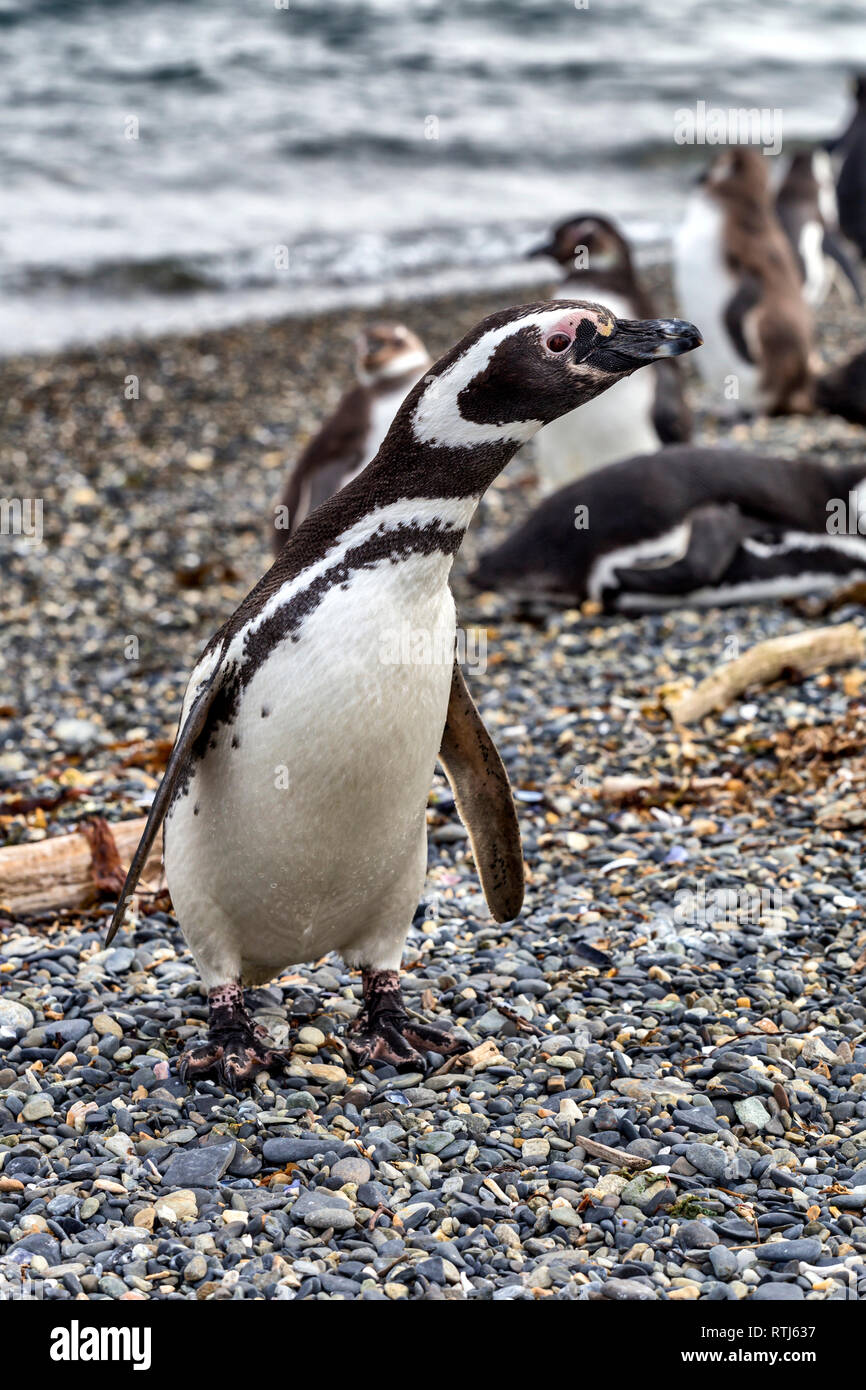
[109,72,866,1084]
[474,76,866,607]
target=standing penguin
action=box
[675,147,813,416]
[272,322,430,552]
[776,149,862,306]
[527,215,692,489]
[107,301,700,1085]
[833,73,866,259]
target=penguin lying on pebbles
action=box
[271,322,430,552]
[471,444,866,611]
[107,300,700,1085]
[527,215,692,487]
[776,149,862,307]
[675,147,814,416]
[816,347,866,426]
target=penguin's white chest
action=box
[533,288,657,489]
[674,193,758,411]
[798,220,829,306]
[164,548,458,987]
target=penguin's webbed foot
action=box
[177,982,288,1091]
[178,1032,288,1090]
[346,968,465,1071]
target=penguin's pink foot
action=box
[346,968,465,1070]
[177,982,288,1091]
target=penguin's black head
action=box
[409,301,702,448]
[527,214,633,276]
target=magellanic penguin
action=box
[674,147,814,416]
[470,444,866,612]
[107,301,701,1085]
[526,215,692,489]
[832,73,866,259]
[271,322,430,553]
[776,149,862,306]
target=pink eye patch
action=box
[544,312,579,351]
[543,310,611,354]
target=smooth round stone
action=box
[677,1220,719,1251]
[92,1013,124,1038]
[752,1282,805,1300]
[183,1253,208,1283]
[0,1001,34,1032]
[330,1156,372,1185]
[708,1246,738,1280]
[22,1095,55,1122]
[757,1238,822,1263]
[305,1208,355,1232]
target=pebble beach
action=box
[2,278,866,1303]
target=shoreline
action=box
[0,238,689,366]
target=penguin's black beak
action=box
[588,317,703,370]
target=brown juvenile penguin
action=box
[675,147,814,416]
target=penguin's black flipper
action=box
[104,678,218,944]
[723,276,761,365]
[438,661,524,924]
[613,503,752,599]
[823,229,864,305]
[652,358,693,444]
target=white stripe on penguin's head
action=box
[411,306,586,448]
[409,301,699,450]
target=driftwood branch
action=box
[575,1134,652,1170]
[668,623,865,725]
[595,774,731,805]
[0,817,161,918]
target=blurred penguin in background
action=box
[675,147,814,417]
[526,214,692,491]
[272,322,430,551]
[776,148,862,306]
[832,73,866,260]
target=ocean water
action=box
[1,0,863,353]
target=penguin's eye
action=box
[546,332,572,353]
